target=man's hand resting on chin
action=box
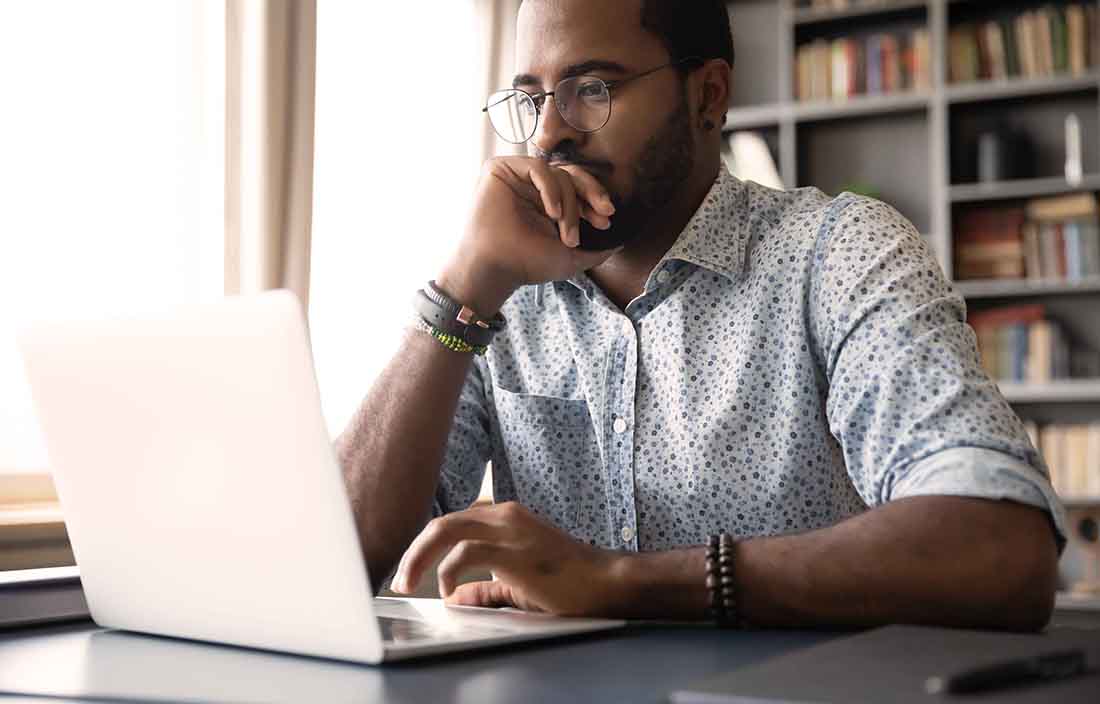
[389,501,622,616]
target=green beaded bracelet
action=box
[414,318,489,356]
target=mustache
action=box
[532,145,612,174]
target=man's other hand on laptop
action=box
[390,501,622,616]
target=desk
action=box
[0,621,835,703]
[0,611,1096,703]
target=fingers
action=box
[524,162,613,246]
[554,170,580,247]
[435,539,513,598]
[558,165,615,221]
[527,164,563,221]
[391,514,500,594]
[445,580,519,608]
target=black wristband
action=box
[413,281,506,347]
[705,532,743,629]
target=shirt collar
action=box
[657,165,748,283]
[559,165,748,301]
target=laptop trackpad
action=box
[372,598,515,643]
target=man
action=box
[337,0,1064,630]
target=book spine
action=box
[831,39,848,101]
[1040,424,1065,494]
[1013,323,1028,382]
[1087,423,1100,497]
[867,34,882,94]
[1052,5,1069,74]
[1065,222,1081,280]
[1002,17,1020,78]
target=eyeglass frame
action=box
[482,55,704,144]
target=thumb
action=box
[444,580,519,608]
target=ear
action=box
[695,59,731,130]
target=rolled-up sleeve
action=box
[431,356,493,517]
[809,195,1067,549]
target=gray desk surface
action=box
[0,620,836,704]
[0,610,1096,704]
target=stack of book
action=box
[948,4,1098,84]
[795,29,931,102]
[953,193,1100,281]
[968,304,1100,382]
[1023,421,1100,499]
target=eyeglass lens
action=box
[486,76,611,144]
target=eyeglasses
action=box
[483,56,702,145]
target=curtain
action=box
[225,0,317,310]
[476,0,524,161]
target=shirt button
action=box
[613,417,628,434]
[621,526,635,543]
[656,270,670,284]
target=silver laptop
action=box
[18,290,624,663]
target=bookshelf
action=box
[726,1,1100,575]
[999,379,1100,403]
[949,174,1100,202]
[955,274,1100,297]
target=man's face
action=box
[515,0,696,250]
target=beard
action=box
[577,96,696,251]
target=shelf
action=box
[1062,498,1100,510]
[997,380,1100,403]
[946,72,1100,104]
[793,92,929,122]
[954,276,1100,299]
[724,103,785,130]
[949,175,1100,203]
[792,0,927,26]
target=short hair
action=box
[640,0,734,72]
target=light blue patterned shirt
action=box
[433,166,1067,553]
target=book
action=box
[831,39,848,101]
[1036,8,1054,76]
[1022,222,1042,279]
[1088,424,1100,496]
[1001,16,1021,77]
[1088,4,1100,69]
[1026,320,1054,383]
[1067,4,1088,75]
[1038,422,1100,499]
[984,20,1008,80]
[1051,5,1069,74]
[968,304,1046,330]
[1040,424,1066,494]
[1026,192,1098,222]
[1065,222,1082,279]
[954,206,1026,280]
[1066,425,1090,496]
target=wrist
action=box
[597,548,711,620]
[436,258,519,319]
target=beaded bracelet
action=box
[413,318,489,356]
[705,532,743,629]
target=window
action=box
[309,3,481,435]
[0,1,224,569]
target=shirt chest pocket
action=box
[492,386,593,429]
[489,386,604,542]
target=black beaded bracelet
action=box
[705,532,742,629]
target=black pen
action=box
[925,648,1089,695]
